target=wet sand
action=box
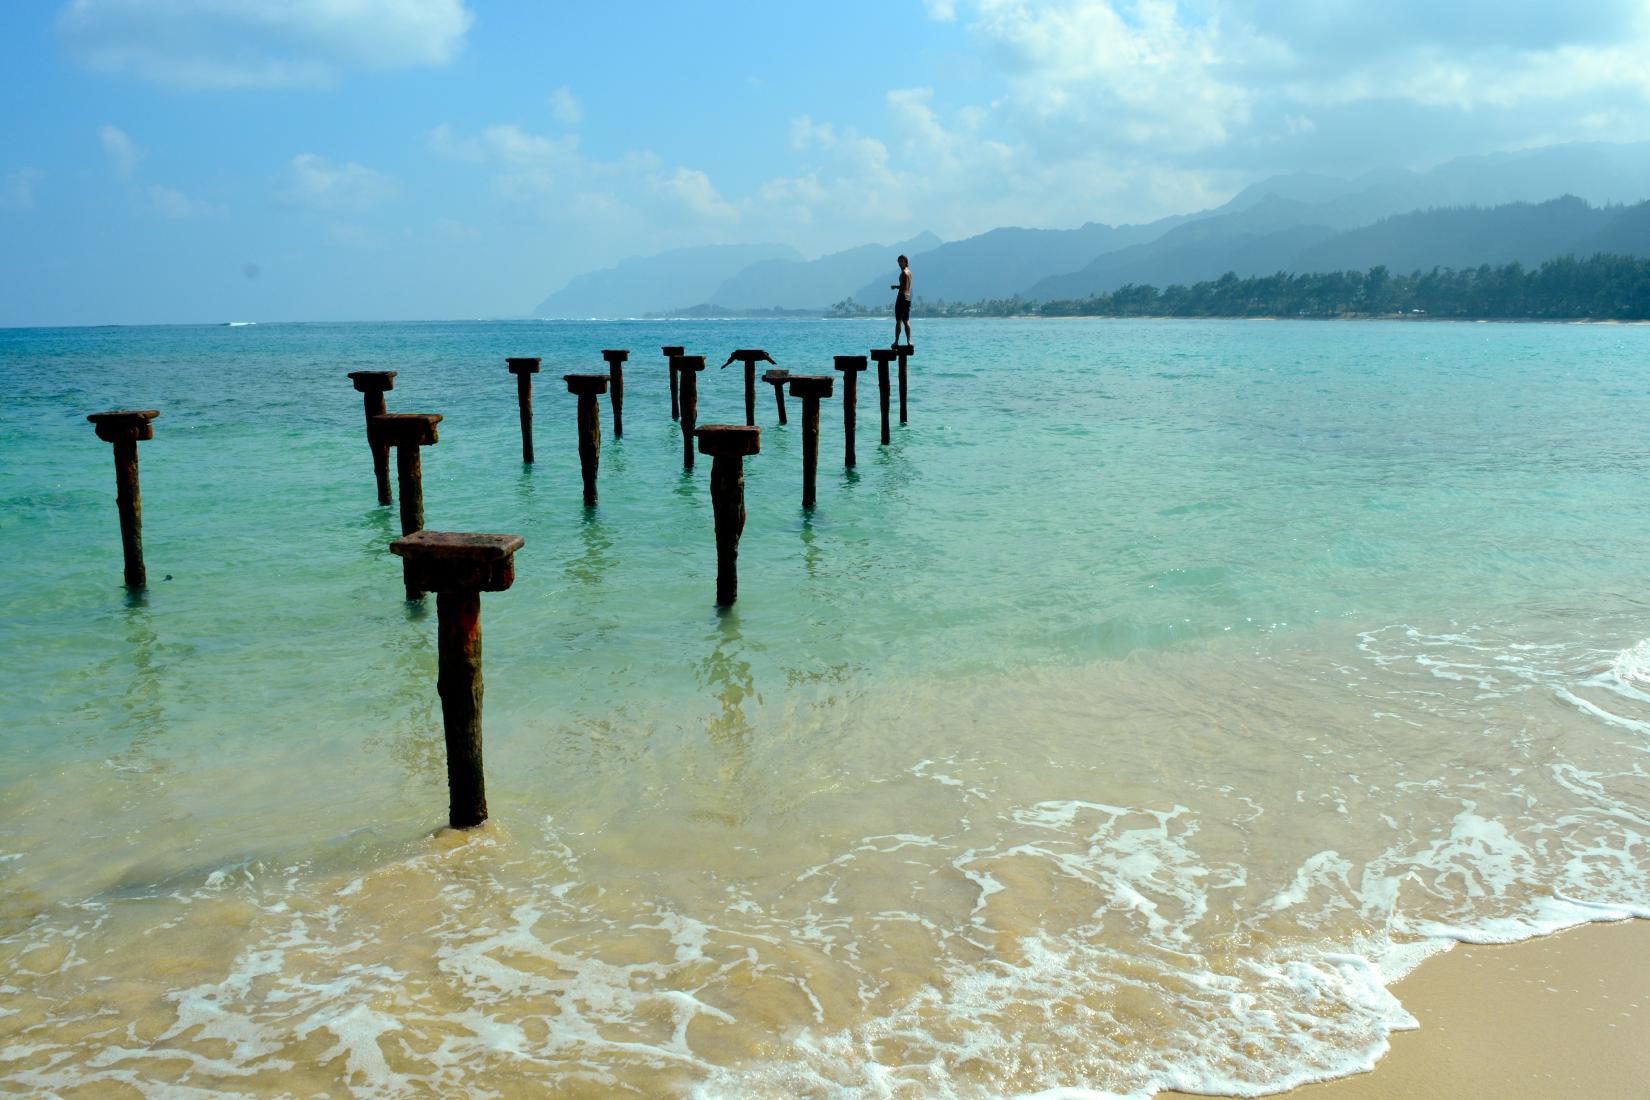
[1291,919,1650,1099]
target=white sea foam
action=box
[6,620,1650,1098]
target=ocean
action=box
[2,317,1649,1097]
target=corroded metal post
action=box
[662,345,685,420]
[785,375,834,509]
[87,410,159,588]
[371,412,442,599]
[721,349,776,427]
[870,349,896,446]
[674,354,706,470]
[348,371,396,503]
[696,425,760,606]
[506,357,540,463]
[389,530,523,830]
[564,373,608,507]
[762,368,790,424]
[834,355,868,468]
[601,349,628,439]
[895,343,915,424]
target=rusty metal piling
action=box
[600,349,628,438]
[674,354,706,470]
[564,373,608,506]
[348,371,396,503]
[895,343,915,424]
[371,412,443,599]
[695,425,760,606]
[505,357,540,463]
[721,349,776,427]
[389,530,523,830]
[662,345,685,420]
[785,375,834,508]
[762,368,790,424]
[87,410,160,588]
[834,355,868,468]
[870,349,897,445]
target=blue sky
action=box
[4,0,1650,326]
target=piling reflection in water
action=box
[697,611,759,747]
[568,510,613,589]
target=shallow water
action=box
[2,318,1649,1096]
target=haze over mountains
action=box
[529,142,1650,317]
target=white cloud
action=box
[278,153,397,212]
[651,168,739,222]
[149,184,223,219]
[58,0,474,89]
[549,86,582,125]
[99,124,142,178]
[1,168,46,210]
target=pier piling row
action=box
[721,349,776,427]
[895,343,914,424]
[696,426,760,606]
[389,530,524,830]
[600,350,628,438]
[505,358,541,464]
[661,346,685,420]
[564,373,609,507]
[834,355,868,468]
[87,410,160,589]
[348,371,397,504]
[674,355,706,470]
[371,412,443,599]
[785,375,834,508]
[762,369,790,424]
[870,349,897,446]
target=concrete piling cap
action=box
[786,374,835,398]
[370,412,442,446]
[695,424,761,457]
[348,371,397,392]
[88,410,160,442]
[563,373,610,394]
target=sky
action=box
[3,0,1650,326]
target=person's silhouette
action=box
[890,254,912,345]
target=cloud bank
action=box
[58,0,474,88]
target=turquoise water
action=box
[3,318,1649,1097]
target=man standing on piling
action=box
[891,254,913,346]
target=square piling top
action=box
[670,354,707,373]
[348,370,397,393]
[761,368,791,383]
[696,424,761,457]
[506,357,542,375]
[88,409,159,443]
[869,348,899,364]
[786,374,835,398]
[601,349,630,364]
[895,344,916,356]
[834,355,869,373]
[563,373,610,395]
[390,530,524,593]
[661,345,686,357]
[370,412,442,447]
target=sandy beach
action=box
[1285,919,1650,1098]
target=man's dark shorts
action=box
[895,297,911,322]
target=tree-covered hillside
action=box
[831,254,1650,321]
